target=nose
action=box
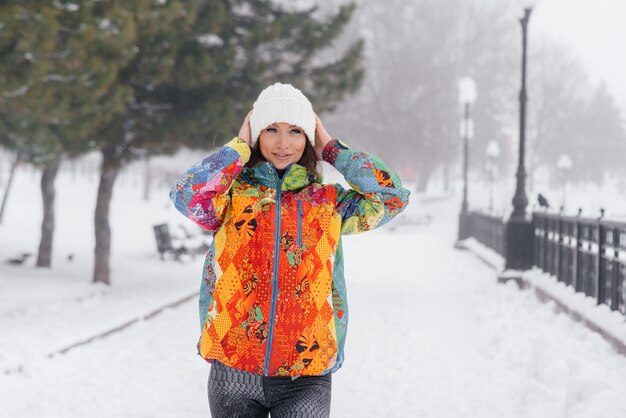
[276,133,289,148]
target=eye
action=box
[290,128,302,134]
[266,127,278,133]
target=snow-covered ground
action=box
[0,157,203,373]
[2,157,626,417]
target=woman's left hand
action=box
[313,113,333,161]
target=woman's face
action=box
[258,122,307,170]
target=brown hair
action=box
[245,136,321,180]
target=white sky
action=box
[532,0,626,112]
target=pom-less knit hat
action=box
[249,82,316,147]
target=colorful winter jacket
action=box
[170,137,410,377]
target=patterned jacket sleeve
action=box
[169,137,251,232]
[322,139,410,235]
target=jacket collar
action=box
[245,162,313,191]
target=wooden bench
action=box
[153,223,189,261]
[153,223,211,261]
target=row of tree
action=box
[319,0,626,191]
[0,0,364,284]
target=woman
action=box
[170,82,410,417]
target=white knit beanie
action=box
[249,82,316,147]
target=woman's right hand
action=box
[238,110,253,145]
[313,113,333,161]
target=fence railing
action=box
[467,210,506,257]
[466,210,626,316]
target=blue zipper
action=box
[297,200,303,247]
[263,164,289,376]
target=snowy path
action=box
[333,212,626,418]
[3,190,626,417]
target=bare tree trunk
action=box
[443,164,450,192]
[416,161,432,193]
[70,158,77,182]
[93,149,119,285]
[0,150,22,224]
[36,154,63,267]
[143,156,151,201]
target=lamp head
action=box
[486,140,500,158]
[520,0,540,16]
[557,154,573,170]
[519,0,540,9]
[458,77,477,105]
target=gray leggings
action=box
[207,361,332,418]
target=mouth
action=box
[272,153,293,160]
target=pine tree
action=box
[0,2,76,263]
[2,1,363,283]
[0,1,133,266]
[90,0,364,285]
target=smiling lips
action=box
[272,153,293,160]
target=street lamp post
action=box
[457,77,477,241]
[486,140,500,214]
[499,2,538,283]
[511,6,532,220]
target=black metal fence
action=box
[467,210,507,257]
[466,210,626,316]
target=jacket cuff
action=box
[322,138,350,165]
[228,137,251,163]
